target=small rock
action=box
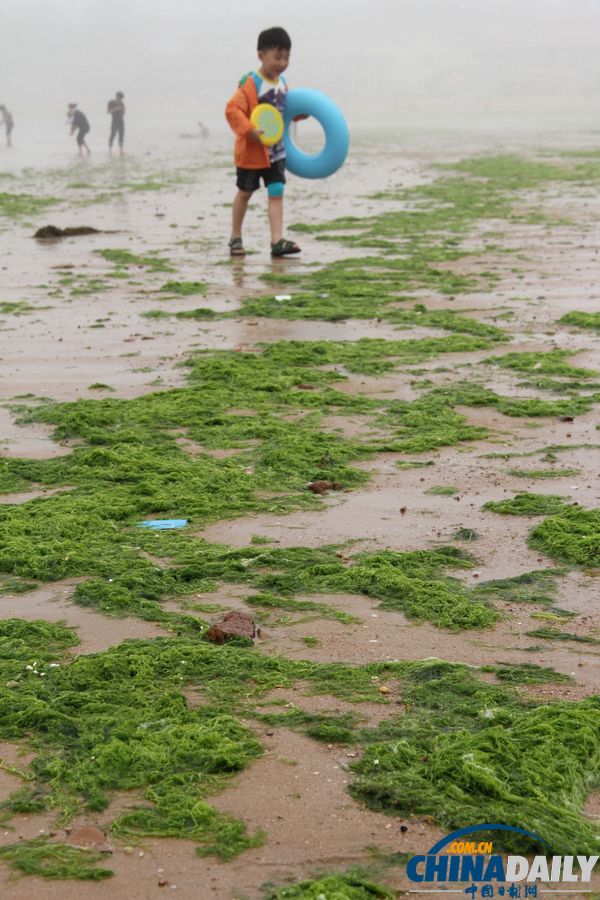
[400,507,407,515]
[66,825,113,854]
[206,611,256,644]
[307,480,343,494]
[379,685,390,694]
[158,878,169,887]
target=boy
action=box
[67,104,90,157]
[225,26,301,257]
[107,91,126,154]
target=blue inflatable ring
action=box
[284,88,349,179]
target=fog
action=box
[2,0,600,133]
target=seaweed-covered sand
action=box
[0,132,599,898]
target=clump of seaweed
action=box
[559,311,600,332]
[529,507,600,566]
[473,568,567,606]
[98,248,175,273]
[424,485,459,496]
[350,661,600,854]
[481,662,572,684]
[264,871,395,898]
[486,349,596,378]
[0,839,112,881]
[0,192,60,219]
[159,280,208,295]
[525,627,600,645]
[483,493,573,517]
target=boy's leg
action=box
[266,163,300,256]
[267,195,283,244]
[231,190,252,240]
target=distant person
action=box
[0,105,14,148]
[225,26,301,257]
[107,91,125,154]
[67,103,90,156]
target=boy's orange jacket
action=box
[225,73,271,169]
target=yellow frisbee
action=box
[250,103,284,147]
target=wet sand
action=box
[1,131,600,898]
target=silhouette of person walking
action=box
[107,92,125,154]
[0,105,14,148]
[67,103,91,156]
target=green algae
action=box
[559,311,600,332]
[142,307,217,320]
[0,838,112,880]
[245,592,360,624]
[453,527,479,542]
[301,635,321,647]
[0,463,32,494]
[472,568,567,607]
[242,274,505,338]
[159,280,208,295]
[486,350,596,379]
[88,383,115,392]
[2,335,590,632]
[98,248,175,273]
[484,662,572,685]
[444,153,600,189]
[484,493,572,517]
[0,192,59,219]
[149,542,494,632]
[424,485,459,496]
[526,627,600,646]
[2,623,600,864]
[529,507,600,567]
[0,301,40,316]
[0,340,541,617]
[483,443,600,461]
[294,154,600,252]
[264,871,395,899]
[349,662,600,855]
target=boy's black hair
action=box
[257,27,291,52]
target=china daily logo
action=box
[407,825,598,896]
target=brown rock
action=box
[66,825,113,853]
[34,225,101,239]
[307,480,343,494]
[206,611,256,644]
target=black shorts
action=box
[76,126,90,146]
[236,159,286,193]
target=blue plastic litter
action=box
[137,519,188,530]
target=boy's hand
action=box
[249,128,264,144]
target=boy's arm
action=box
[225,84,254,137]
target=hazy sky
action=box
[2,0,600,128]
